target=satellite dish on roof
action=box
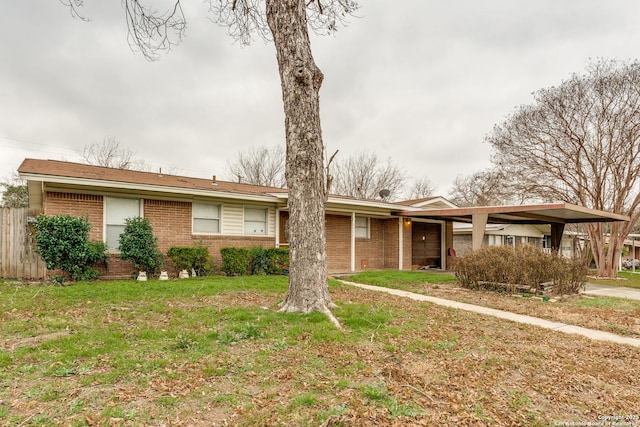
[379,189,391,199]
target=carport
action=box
[395,202,629,252]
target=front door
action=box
[412,222,441,268]
[279,212,289,246]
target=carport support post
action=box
[472,213,488,251]
[551,223,565,254]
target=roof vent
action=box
[212,175,217,186]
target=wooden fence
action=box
[0,208,46,280]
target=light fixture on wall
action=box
[405,218,412,224]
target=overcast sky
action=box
[2,1,640,197]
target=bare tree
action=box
[447,169,521,207]
[78,136,147,170]
[64,0,359,325]
[487,59,640,278]
[330,150,405,200]
[226,145,286,188]
[407,177,436,200]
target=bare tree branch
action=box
[325,148,339,199]
[330,150,405,200]
[206,0,359,45]
[59,0,90,21]
[123,0,186,61]
[225,145,286,187]
[78,136,147,170]
[407,177,436,200]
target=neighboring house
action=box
[623,234,640,261]
[18,159,455,278]
[453,223,581,258]
[453,223,546,257]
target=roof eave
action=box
[19,173,279,203]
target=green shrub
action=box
[31,215,107,282]
[118,217,164,274]
[167,245,214,276]
[220,247,250,276]
[264,247,289,274]
[452,245,587,295]
[249,247,270,275]
[221,246,289,276]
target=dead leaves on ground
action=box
[2,286,640,426]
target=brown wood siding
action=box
[412,222,442,268]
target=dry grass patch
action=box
[385,281,640,338]
[1,277,639,426]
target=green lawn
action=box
[336,270,457,288]
[589,270,640,289]
[1,275,639,426]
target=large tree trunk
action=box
[265,0,337,322]
[587,222,626,278]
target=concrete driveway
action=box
[583,283,640,300]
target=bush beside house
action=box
[118,217,164,275]
[31,214,107,282]
[220,246,289,276]
[452,245,587,295]
[167,245,215,276]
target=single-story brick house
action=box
[18,158,628,279]
[18,159,456,278]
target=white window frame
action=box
[192,202,221,235]
[104,197,142,252]
[244,207,267,235]
[488,235,503,246]
[355,216,370,239]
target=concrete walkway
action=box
[583,283,640,300]
[338,280,640,348]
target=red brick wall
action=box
[125,200,274,275]
[144,199,193,251]
[355,218,401,270]
[325,215,405,272]
[143,199,275,269]
[43,191,418,277]
[44,194,278,278]
[326,214,351,272]
[383,218,401,269]
[45,192,104,241]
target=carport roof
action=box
[395,202,629,224]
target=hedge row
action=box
[220,246,289,276]
[167,245,215,276]
[33,215,289,280]
[452,245,587,295]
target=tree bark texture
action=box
[265,0,335,315]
